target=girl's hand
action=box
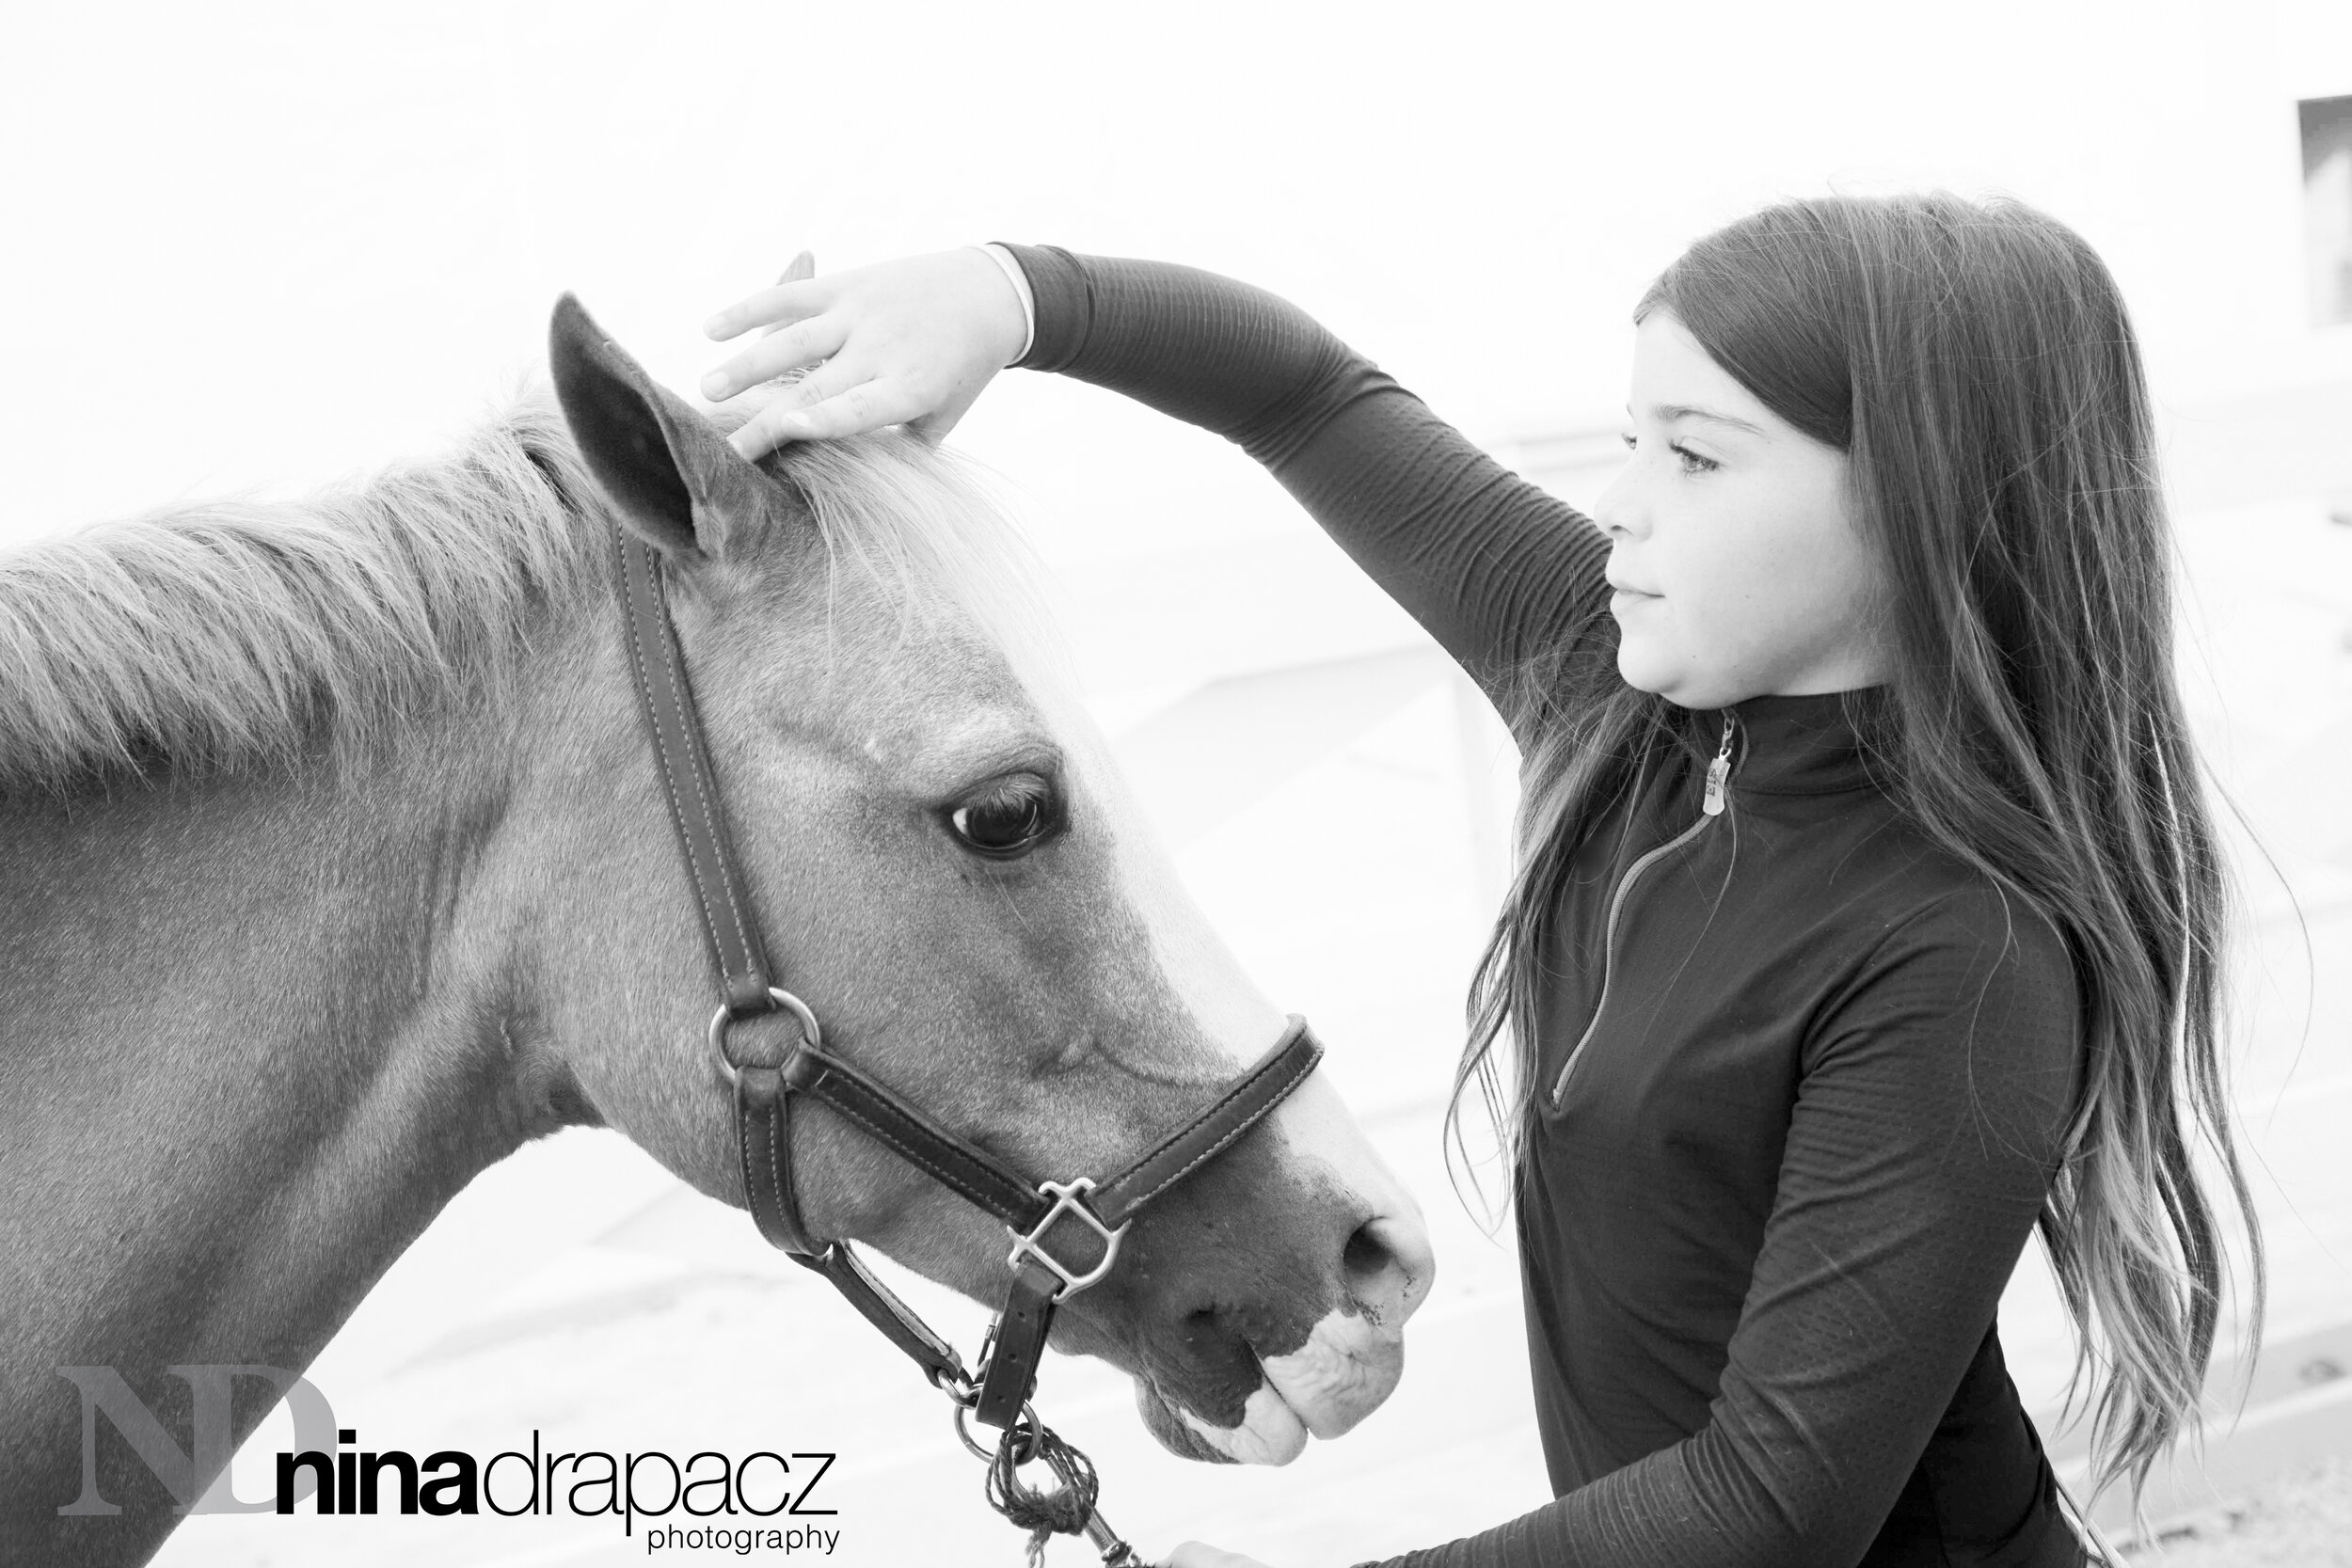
[1163,1542,1277,1568]
[700,246,1026,460]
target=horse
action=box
[0,298,1437,1565]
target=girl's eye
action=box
[1621,432,1718,475]
[1670,442,1719,475]
[947,775,1064,859]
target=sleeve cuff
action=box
[977,243,1036,366]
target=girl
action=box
[698,194,2261,1567]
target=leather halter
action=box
[611,520,1324,1433]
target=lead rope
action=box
[985,1418,1108,1568]
[947,1374,1140,1567]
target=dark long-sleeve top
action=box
[1004,245,2088,1568]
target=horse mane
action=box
[0,385,1053,796]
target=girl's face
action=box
[1592,311,1891,710]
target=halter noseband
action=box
[612,522,1322,1555]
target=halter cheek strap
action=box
[613,522,775,1017]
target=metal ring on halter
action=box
[954,1400,1041,1463]
[1005,1177,1130,1299]
[707,987,822,1089]
[930,1365,980,1408]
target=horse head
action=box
[532,298,1435,1465]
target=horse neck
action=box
[0,663,574,1487]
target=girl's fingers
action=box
[727,403,805,462]
[726,359,863,459]
[700,313,850,402]
[761,252,816,334]
[703,275,833,342]
[728,371,915,459]
[1164,1543,1274,1568]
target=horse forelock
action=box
[0,382,1065,796]
[721,390,1073,705]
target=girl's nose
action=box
[1591,465,1646,540]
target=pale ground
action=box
[2122,1461,2352,1565]
[151,496,2352,1568]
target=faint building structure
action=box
[2305,94,2352,326]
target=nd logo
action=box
[53,1365,338,1515]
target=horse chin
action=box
[1133,1378,1311,1466]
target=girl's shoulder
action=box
[1771,793,2076,1018]
[1809,854,2083,1083]
[1872,873,2077,997]
[1806,799,2076,985]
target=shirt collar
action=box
[1701,688,1887,796]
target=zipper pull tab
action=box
[1703,713,1736,816]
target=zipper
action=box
[1702,710,1734,816]
[1549,711,1739,1108]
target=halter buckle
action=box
[1005,1178,1129,1299]
[707,987,821,1088]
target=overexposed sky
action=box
[2,0,2347,557]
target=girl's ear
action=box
[547,293,768,563]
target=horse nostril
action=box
[1341,1213,1432,1326]
[1343,1220,1392,1283]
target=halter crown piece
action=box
[612,524,1324,1565]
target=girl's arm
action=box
[999,245,1608,719]
[1374,886,2082,1568]
[704,247,1610,736]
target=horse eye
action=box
[947,775,1062,859]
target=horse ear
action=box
[547,293,766,563]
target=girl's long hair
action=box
[1454,191,2263,1505]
